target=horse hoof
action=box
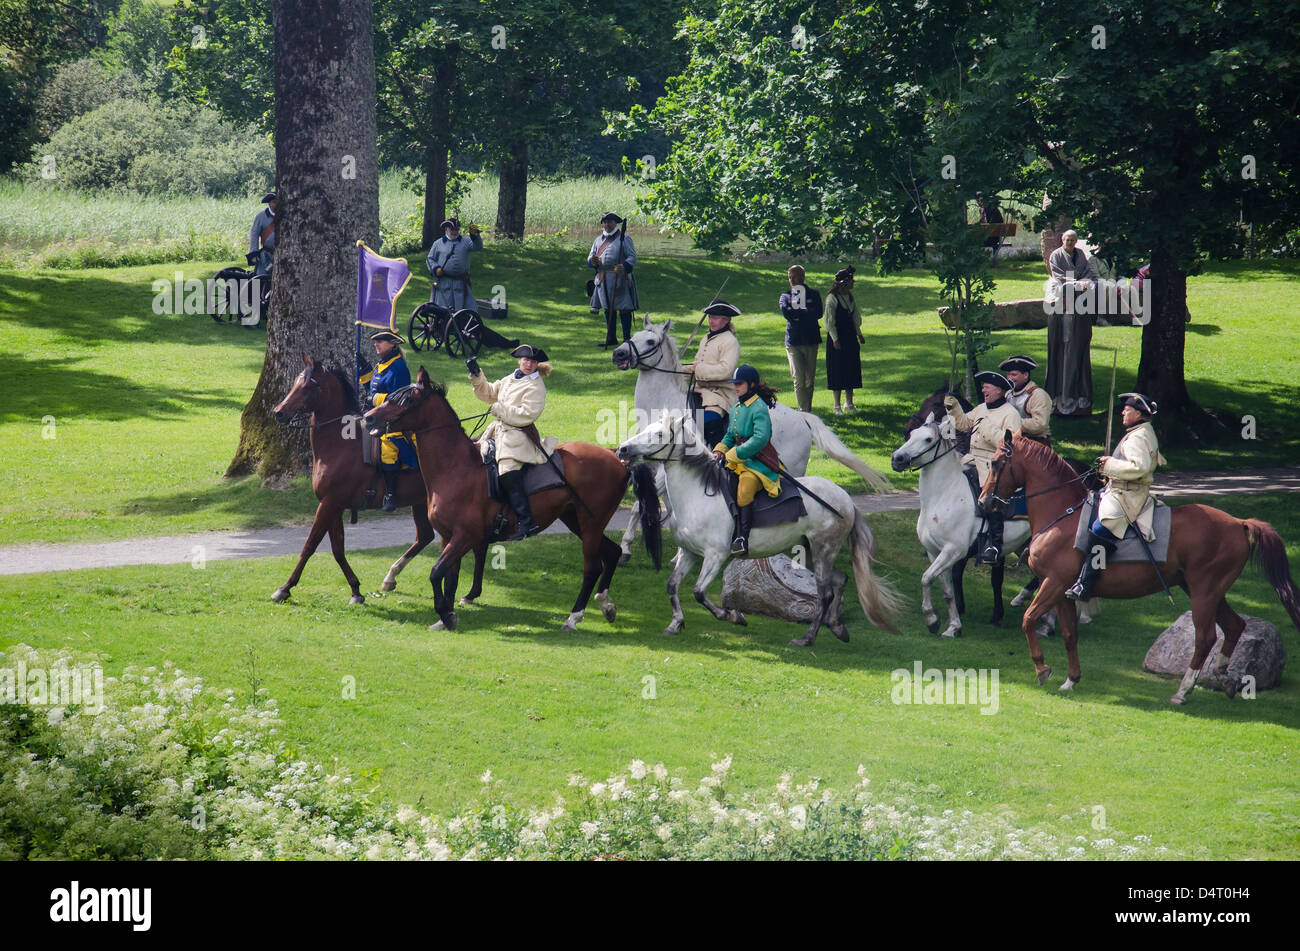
[833,626,850,643]
[1224,679,1238,700]
[430,613,458,632]
[1168,694,1186,706]
[618,551,631,566]
[787,636,814,648]
[458,597,476,607]
[941,629,960,639]
[271,588,290,603]
[728,610,746,626]
[925,617,940,634]
[429,620,444,631]
[349,594,365,605]
[663,626,680,637]
[1059,678,1076,692]
[1037,666,1053,686]
[601,601,617,622]
[380,580,396,592]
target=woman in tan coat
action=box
[470,343,552,539]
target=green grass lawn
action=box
[3,494,1296,858]
[2,252,1298,545]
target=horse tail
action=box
[631,463,662,570]
[1245,519,1300,633]
[802,412,893,492]
[849,510,903,634]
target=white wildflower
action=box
[628,759,647,780]
[480,769,492,784]
[652,763,668,782]
[580,821,599,840]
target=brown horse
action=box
[269,355,486,605]
[364,367,629,632]
[979,432,1300,703]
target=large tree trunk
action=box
[1136,244,1197,439]
[494,138,528,239]
[228,0,380,480]
[420,45,458,249]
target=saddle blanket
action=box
[1074,496,1171,563]
[752,477,807,529]
[522,453,566,495]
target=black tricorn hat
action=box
[261,191,278,203]
[702,300,740,319]
[974,370,1012,392]
[600,212,624,224]
[370,330,404,344]
[439,217,460,230]
[998,355,1039,374]
[511,343,548,361]
[834,266,856,283]
[1119,392,1157,416]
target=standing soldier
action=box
[1066,393,1166,600]
[247,190,277,278]
[427,217,483,313]
[999,355,1053,445]
[944,370,1022,564]
[684,301,741,447]
[588,212,638,349]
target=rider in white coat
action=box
[944,370,1022,564]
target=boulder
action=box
[722,554,820,623]
[938,298,1049,330]
[1142,611,1287,692]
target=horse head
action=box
[616,411,679,464]
[979,429,1021,515]
[902,384,966,437]
[273,354,325,422]
[613,316,674,372]
[891,411,942,471]
[364,365,437,435]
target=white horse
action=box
[612,317,892,563]
[890,411,1092,638]
[616,411,902,647]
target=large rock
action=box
[938,298,1049,330]
[1143,611,1287,692]
[722,555,820,622]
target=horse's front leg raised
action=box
[273,500,335,602]
[1021,577,1068,686]
[619,497,641,565]
[922,545,964,637]
[693,550,742,625]
[381,505,437,592]
[664,547,696,636]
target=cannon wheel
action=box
[408,307,443,353]
[444,321,466,358]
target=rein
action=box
[901,434,958,472]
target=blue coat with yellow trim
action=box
[716,394,780,490]
[359,353,417,468]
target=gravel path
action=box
[2,469,1296,576]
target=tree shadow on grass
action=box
[118,474,317,524]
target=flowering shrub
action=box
[0,647,1162,861]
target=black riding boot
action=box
[501,469,541,540]
[979,515,1005,565]
[381,468,399,512]
[1066,530,1116,600]
[619,309,633,342]
[731,504,754,556]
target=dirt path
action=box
[2,469,1297,576]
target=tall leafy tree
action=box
[949,0,1300,438]
[227,0,380,478]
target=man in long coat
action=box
[427,217,483,313]
[1044,229,1098,416]
[588,212,638,348]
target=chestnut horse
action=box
[980,432,1300,703]
[364,367,629,632]
[270,355,486,605]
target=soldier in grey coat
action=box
[426,217,483,313]
[247,191,277,278]
[588,212,638,348]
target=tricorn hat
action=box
[702,300,740,319]
[511,343,549,362]
[439,217,460,231]
[834,266,856,283]
[600,212,624,225]
[261,191,278,203]
[1118,392,1157,416]
[974,370,1012,392]
[998,355,1039,374]
[370,330,404,344]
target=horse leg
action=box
[427,538,471,632]
[1012,574,1041,608]
[920,551,941,633]
[381,505,437,592]
[828,568,849,642]
[1021,577,1067,686]
[693,550,741,625]
[989,560,1005,626]
[561,519,604,633]
[1212,597,1249,698]
[326,512,365,605]
[593,536,622,623]
[1055,598,1082,690]
[272,500,334,602]
[619,497,640,565]
[925,545,964,638]
[665,548,695,636]
[951,557,968,615]
[459,540,489,606]
[790,550,836,648]
[1171,591,1225,706]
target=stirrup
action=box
[381,493,397,513]
[979,545,1001,565]
[730,536,748,555]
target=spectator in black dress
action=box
[824,266,864,415]
[779,265,822,413]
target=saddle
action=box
[1074,492,1172,563]
[714,466,806,529]
[482,437,569,539]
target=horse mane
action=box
[1014,433,1081,486]
[902,384,971,437]
[324,365,361,415]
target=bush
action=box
[25,99,272,198]
[0,645,1166,861]
[33,58,142,142]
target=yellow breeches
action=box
[737,471,763,507]
[379,433,400,465]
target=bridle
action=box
[898,422,958,472]
[366,383,492,440]
[277,366,356,430]
[985,441,1097,539]
[621,330,691,376]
